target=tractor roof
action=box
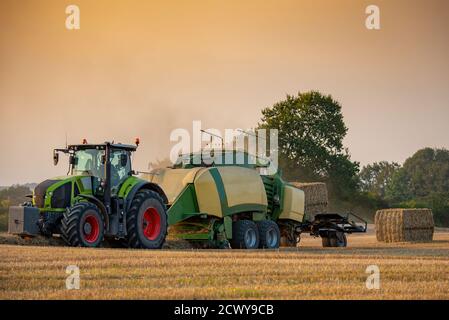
[68,142,137,152]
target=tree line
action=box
[0,185,32,213]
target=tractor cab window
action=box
[73,149,105,179]
[110,150,131,194]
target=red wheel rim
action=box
[142,207,161,241]
[83,214,100,243]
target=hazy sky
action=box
[1,0,449,185]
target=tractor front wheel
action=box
[61,202,104,247]
[126,189,167,249]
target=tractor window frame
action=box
[110,149,132,195]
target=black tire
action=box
[321,236,331,247]
[329,232,347,247]
[61,202,104,247]
[126,189,167,249]
[230,220,260,249]
[257,220,280,249]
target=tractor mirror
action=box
[53,152,59,166]
[120,154,128,167]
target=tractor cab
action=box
[55,142,136,197]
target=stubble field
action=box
[1,229,448,300]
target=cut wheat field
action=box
[1,230,449,300]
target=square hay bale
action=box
[374,208,434,243]
[290,182,328,220]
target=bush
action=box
[0,208,7,232]
[396,193,449,227]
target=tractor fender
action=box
[124,181,168,212]
[77,194,110,229]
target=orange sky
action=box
[1,0,449,185]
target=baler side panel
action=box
[278,185,305,222]
[216,166,268,208]
[167,184,201,225]
[194,168,223,217]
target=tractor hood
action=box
[33,175,93,209]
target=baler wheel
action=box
[230,220,260,249]
[257,220,281,249]
[125,189,167,249]
[61,202,104,247]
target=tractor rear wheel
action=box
[61,202,104,247]
[257,220,280,249]
[126,189,167,249]
[230,220,260,249]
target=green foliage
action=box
[386,148,449,202]
[0,210,6,232]
[360,161,400,198]
[394,193,449,227]
[258,91,359,198]
[383,148,449,227]
[0,185,32,208]
[0,185,33,232]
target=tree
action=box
[0,185,32,208]
[258,91,359,198]
[359,161,400,198]
[386,148,449,227]
[386,148,449,202]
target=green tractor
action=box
[9,140,168,248]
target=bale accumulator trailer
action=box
[8,140,366,249]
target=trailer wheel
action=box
[126,189,167,249]
[61,202,104,247]
[231,220,259,249]
[329,232,347,247]
[257,220,280,249]
[321,236,331,247]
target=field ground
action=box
[1,227,449,300]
